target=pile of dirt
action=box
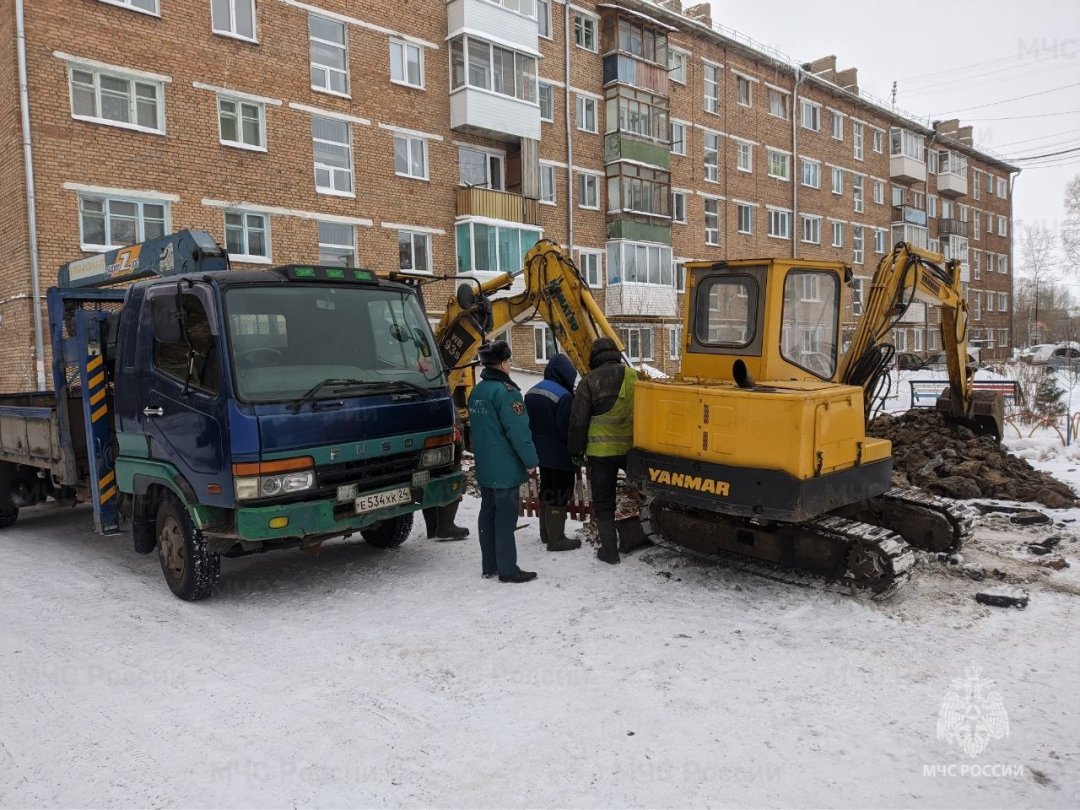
[868,410,1078,509]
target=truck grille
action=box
[316,450,421,491]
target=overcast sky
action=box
[707,0,1080,268]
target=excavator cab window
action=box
[694,275,757,347]
[780,269,840,380]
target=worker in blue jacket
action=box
[525,353,581,552]
[467,340,540,583]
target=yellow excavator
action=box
[433,239,1000,597]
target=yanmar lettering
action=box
[649,467,730,496]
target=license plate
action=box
[355,486,412,515]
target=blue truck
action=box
[0,230,463,599]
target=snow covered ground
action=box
[2,367,1080,808]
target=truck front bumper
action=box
[226,471,464,543]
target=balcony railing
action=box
[938,218,969,238]
[891,205,927,227]
[456,186,540,225]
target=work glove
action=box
[571,455,586,468]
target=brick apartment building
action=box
[0,0,1017,390]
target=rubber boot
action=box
[545,506,581,552]
[538,504,550,545]
[422,506,439,539]
[435,500,469,540]
[596,518,620,565]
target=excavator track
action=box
[639,497,917,600]
[834,487,974,554]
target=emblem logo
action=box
[937,663,1010,758]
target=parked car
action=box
[925,350,981,371]
[1043,344,1080,370]
[895,352,929,371]
[1018,344,1054,364]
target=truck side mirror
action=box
[150,296,183,344]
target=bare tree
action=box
[1017,223,1058,345]
[1064,175,1080,268]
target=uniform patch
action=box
[512,401,524,415]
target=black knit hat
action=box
[478,339,512,365]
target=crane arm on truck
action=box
[433,239,624,417]
[57,229,228,288]
[837,241,1003,438]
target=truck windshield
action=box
[224,285,443,403]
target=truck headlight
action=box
[232,458,315,501]
[420,445,454,468]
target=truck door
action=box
[138,285,228,502]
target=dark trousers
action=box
[588,454,627,523]
[478,486,520,576]
[539,467,576,508]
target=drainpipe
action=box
[791,67,804,259]
[563,4,574,249]
[16,0,46,391]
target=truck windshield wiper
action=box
[287,378,368,412]
[352,380,431,399]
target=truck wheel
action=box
[0,507,17,529]
[156,493,220,600]
[361,513,413,548]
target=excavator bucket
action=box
[935,389,1005,442]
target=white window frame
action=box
[68,64,165,134]
[973,250,981,278]
[398,230,432,273]
[212,0,257,42]
[768,87,789,120]
[872,179,884,206]
[801,158,820,189]
[312,116,354,197]
[537,0,552,39]
[674,260,686,293]
[831,110,844,140]
[851,277,863,315]
[671,190,687,224]
[767,207,791,240]
[997,178,1008,198]
[459,146,505,190]
[737,203,753,234]
[99,0,159,15]
[735,141,752,173]
[998,254,1007,274]
[801,214,821,245]
[534,325,557,362]
[704,63,721,114]
[78,193,170,251]
[853,225,864,265]
[670,120,687,155]
[998,216,1008,237]
[539,81,554,122]
[539,163,556,205]
[394,133,429,180]
[573,12,598,52]
[224,209,270,263]
[317,221,356,268]
[872,128,884,153]
[217,95,265,151]
[577,248,603,288]
[620,327,653,362]
[874,228,886,254]
[309,14,349,97]
[800,99,820,132]
[767,149,790,181]
[576,94,597,133]
[578,172,599,209]
[704,133,720,182]
[852,121,864,160]
[669,49,687,85]
[831,167,843,195]
[736,75,752,107]
[831,220,843,248]
[704,198,720,246]
[852,175,864,214]
[668,325,683,360]
[390,39,425,89]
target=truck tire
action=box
[361,513,413,548]
[0,507,18,529]
[156,493,220,601]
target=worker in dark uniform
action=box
[468,340,540,583]
[524,353,581,552]
[568,337,637,565]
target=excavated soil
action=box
[868,410,1078,508]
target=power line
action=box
[961,110,1080,121]
[1011,146,1080,162]
[992,127,1080,148]
[1008,137,1080,156]
[895,51,1055,84]
[935,82,1080,115]
[901,58,1075,96]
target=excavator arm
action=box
[839,241,1003,439]
[433,239,623,419]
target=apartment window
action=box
[851,277,863,315]
[539,82,554,122]
[852,122,864,160]
[704,133,720,182]
[620,327,653,362]
[998,254,1007,274]
[999,329,1009,348]
[853,175,864,213]
[577,95,597,133]
[671,191,686,223]
[890,127,924,161]
[456,222,541,275]
[912,329,923,352]
[800,274,821,302]
[68,65,163,133]
[670,121,686,155]
[767,149,790,181]
[312,117,353,195]
[927,151,938,174]
[398,230,431,272]
[607,85,669,143]
[973,251,981,278]
[985,291,994,313]
[800,100,820,131]
[669,50,687,84]
[705,198,720,245]
[606,163,671,217]
[450,36,537,103]
[217,96,264,149]
[853,226,864,264]
[874,228,886,254]
[606,241,673,286]
[872,129,884,153]
[674,260,686,293]
[318,222,355,267]
[78,194,168,249]
[891,186,905,207]
[574,13,597,51]
[104,0,158,14]
[998,216,1007,237]
[539,164,556,204]
[831,167,843,195]
[831,111,843,140]
[577,249,603,287]
[973,209,981,240]
[767,208,791,239]
[211,0,255,40]
[704,63,720,113]
[801,215,821,245]
[668,325,683,360]
[986,210,993,233]
[872,179,884,206]
[928,195,937,219]
[309,14,348,95]
[578,173,599,209]
[737,203,753,234]
[997,178,1008,198]
[801,158,820,189]
[768,88,789,119]
[534,325,557,362]
[224,210,269,261]
[459,147,503,189]
[973,171,980,200]
[972,292,981,320]
[831,220,843,247]
[736,75,751,106]
[390,40,424,88]
[537,0,551,38]
[393,134,428,180]
[735,141,752,173]
[942,200,953,219]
